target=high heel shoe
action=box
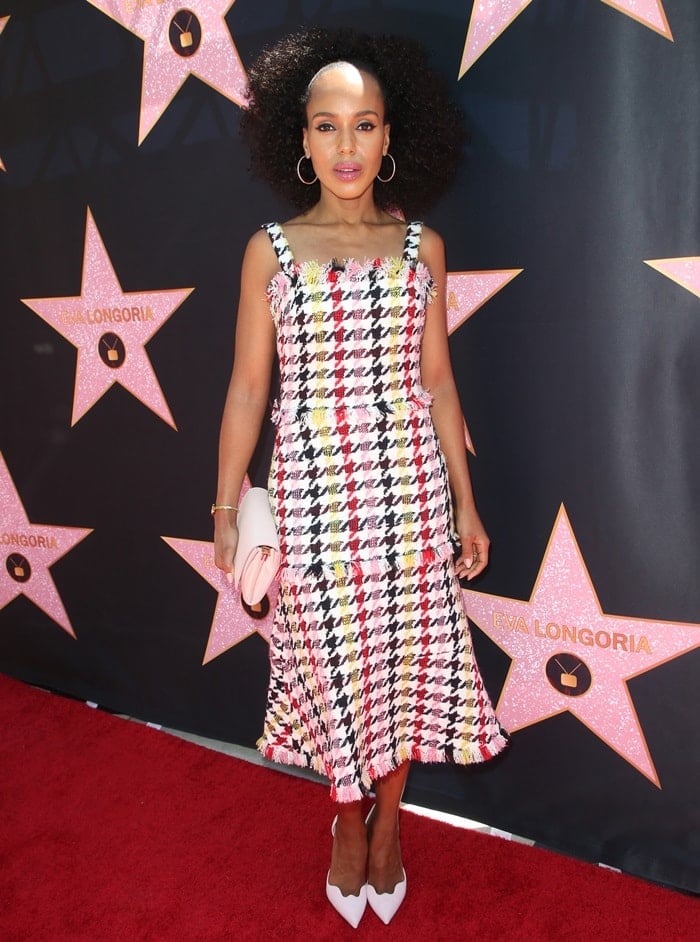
[326,816,367,929]
[366,808,407,924]
[367,871,407,925]
[326,874,367,929]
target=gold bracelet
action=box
[210,504,239,515]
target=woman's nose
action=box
[338,128,356,153]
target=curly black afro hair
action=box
[240,28,466,218]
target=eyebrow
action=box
[310,110,381,120]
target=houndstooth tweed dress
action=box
[257,221,507,802]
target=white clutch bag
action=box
[234,487,281,606]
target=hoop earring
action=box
[377,153,396,183]
[296,155,317,185]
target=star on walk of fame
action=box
[460,0,672,76]
[162,482,276,664]
[0,16,8,171]
[463,505,700,785]
[86,0,247,143]
[0,453,92,638]
[645,257,700,300]
[21,208,193,428]
[446,269,522,454]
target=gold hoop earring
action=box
[296,155,317,185]
[377,153,396,183]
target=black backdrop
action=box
[1,0,699,894]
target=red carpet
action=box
[0,674,697,941]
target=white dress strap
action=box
[263,223,296,277]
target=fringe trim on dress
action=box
[267,256,436,325]
[277,539,456,587]
[270,387,434,430]
[258,735,510,804]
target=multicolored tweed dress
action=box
[257,221,507,802]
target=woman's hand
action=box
[454,506,490,582]
[214,512,239,585]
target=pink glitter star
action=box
[162,536,276,663]
[0,16,8,171]
[87,0,247,144]
[447,269,522,454]
[463,506,700,785]
[446,270,522,335]
[645,256,700,299]
[460,0,672,77]
[21,208,193,428]
[460,1,533,78]
[601,0,671,38]
[0,453,92,638]
[162,482,277,663]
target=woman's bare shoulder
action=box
[419,224,444,251]
[418,224,446,269]
[242,227,279,279]
[245,226,275,254]
[241,229,280,290]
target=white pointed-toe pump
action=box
[326,817,368,928]
[366,871,407,924]
[365,806,407,924]
[326,873,368,929]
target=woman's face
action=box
[302,63,390,200]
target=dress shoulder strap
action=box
[262,223,295,276]
[402,221,424,264]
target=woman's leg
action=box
[367,761,410,893]
[328,800,368,896]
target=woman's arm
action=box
[419,227,489,581]
[214,230,278,580]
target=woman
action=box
[214,28,507,928]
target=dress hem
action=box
[257,733,509,804]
